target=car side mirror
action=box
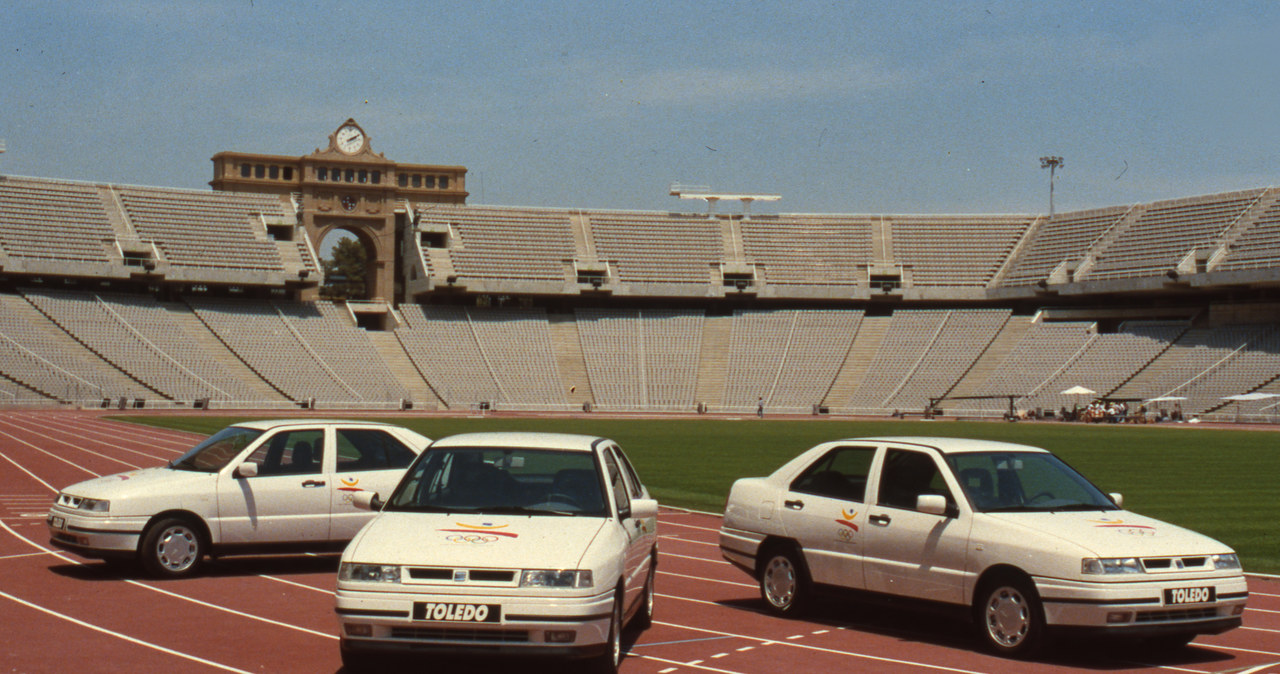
[629,498,658,520]
[352,491,383,511]
[235,462,259,479]
[916,494,949,516]
[1109,492,1124,509]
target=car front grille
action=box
[406,567,517,584]
[389,626,530,643]
[1135,607,1219,623]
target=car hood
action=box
[58,466,211,500]
[983,509,1232,557]
[347,512,608,569]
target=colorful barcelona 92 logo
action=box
[337,477,362,492]
[835,509,859,542]
[1090,517,1156,536]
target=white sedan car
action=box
[47,419,430,577]
[719,436,1247,656]
[335,432,659,674]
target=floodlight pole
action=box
[1039,156,1063,217]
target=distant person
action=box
[756,397,764,418]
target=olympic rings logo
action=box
[445,534,500,544]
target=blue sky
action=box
[2,1,1277,217]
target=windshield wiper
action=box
[481,506,576,517]
[1047,503,1118,512]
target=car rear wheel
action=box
[139,517,204,578]
[758,546,809,616]
[975,574,1045,658]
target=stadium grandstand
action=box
[2,121,1280,422]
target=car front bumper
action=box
[46,507,146,559]
[335,585,616,658]
[1035,573,1248,637]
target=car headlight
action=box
[520,569,593,588]
[339,563,402,583]
[79,498,109,513]
[1211,553,1241,571]
[1082,557,1144,575]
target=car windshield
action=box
[946,451,1118,513]
[169,426,264,472]
[387,447,608,517]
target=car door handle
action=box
[302,479,326,488]
[869,513,891,527]
[784,499,805,510]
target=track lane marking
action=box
[0,450,62,492]
[659,569,755,589]
[0,519,338,641]
[635,654,743,673]
[651,620,988,673]
[0,416,164,465]
[0,430,103,478]
[0,589,254,674]
[662,551,732,565]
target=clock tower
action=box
[210,120,467,303]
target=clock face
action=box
[341,195,358,211]
[336,125,364,154]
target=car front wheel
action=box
[587,590,624,674]
[139,517,205,578]
[975,574,1045,657]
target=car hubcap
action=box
[763,556,796,608]
[985,586,1029,647]
[156,526,198,571]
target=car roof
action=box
[832,436,1050,455]
[230,418,402,431]
[428,432,606,452]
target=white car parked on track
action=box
[47,419,430,578]
[719,436,1247,656]
[335,432,659,674]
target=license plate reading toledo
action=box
[1164,587,1214,605]
[413,602,501,623]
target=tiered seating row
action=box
[576,309,703,409]
[722,309,863,411]
[891,216,1033,286]
[416,205,576,281]
[1001,207,1128,286]
[740,216,873,285]
[0,178,115,262]
[1216,197,1280,271]
[588,213,722,284]
[1019,322,1185,411]
[116,187,287,271]
[24,290,261,402]
[1084,190,1265,280]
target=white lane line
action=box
[1249,607,1280,614]
[0,450,62,492]
[260,574,335,595]
[662,551,732,565]
[1237,663,1280,674]
[1211,644,1280,658]
[652,620,989,674]
[659,535,719,547]
[635,654,746,673]
[0,589,254,674]
[0,430,102,478]
[662,520,723,534]
[1242,625,1280,635]
[0,417,161,465]
[0,519,337,641]
[658,570,756,589]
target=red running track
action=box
[1,410,1278,673]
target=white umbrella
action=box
[1144,395,1186,403]
[1221,393,1280,401]
[1059,386,1096,396]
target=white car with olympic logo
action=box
[334,432,659,673]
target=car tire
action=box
[975,573,1046,658]
[139,517,205,579]
[631,554,656,631]
[587,590,624,674]
[758,545,809,616]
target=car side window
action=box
[611,445,644,498]
[601,449,631,516]
[790,446,876,502]
[877,449,955,511]
[335,429,416,471]
[244,429,324,476]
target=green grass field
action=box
[117,415,1280,575]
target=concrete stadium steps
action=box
[947,314,1034,402]
[823,315,891,411]
[367,330,439,409]
[549,314,593,408]
[694,316,732,409]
